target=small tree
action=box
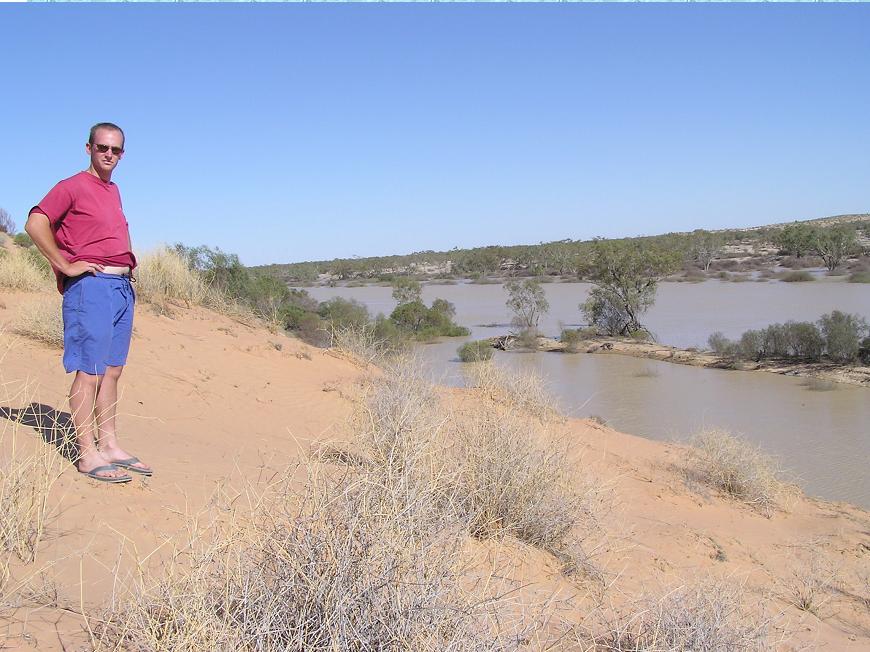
[391,277,422,306]
[814,226,857,272]
[581,239,680,336]
[504,279,549,330]
[0,208,14,235]
[818,310,868,362]
[689,229,724,271]
[775,223,817,258]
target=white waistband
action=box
[101,265,131,276]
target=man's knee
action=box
[72,370,101,388]
[103,365,124,381]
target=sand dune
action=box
[1,290,867,651]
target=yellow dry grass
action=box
[9,295,64,348]
[0,246,53,292]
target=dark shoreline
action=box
[488,334,870,388]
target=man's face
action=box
[86,128,125,177]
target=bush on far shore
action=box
[708,310,868,364]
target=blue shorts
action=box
[62,273,135,375]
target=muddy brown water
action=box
[302,280,870,507]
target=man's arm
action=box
[25,212,104,277]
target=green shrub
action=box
[560,328,582,352]
[784,321,824,360]
[848,271,870,283]
[12,232,33,248]
[780,271,814,282]
[708,331,737,357]
[818,311,869,363]
[761,323,789,357]
[295,312,327,346]
[457,340,493,363]
[318,297,370,330]
[514,328,540,350]
[737,329,765,360]
[389,297,468,340]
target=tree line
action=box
[256,217,868,283]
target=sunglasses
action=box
[92,143,124,156]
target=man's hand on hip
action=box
[64,260,105,277]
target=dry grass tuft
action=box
[135,248,259,325]
[685,429,792,515]
[0,377,67,596]
[328,321,402,367]
[463,362,560,422]
[579,578,775,651]
[347,360,606,580]
[97,460,526,652]
[780,551,840,617]
[135,247,211,307]
[0,246,54,292]
[9,295,64,348]
[449,406,607,578]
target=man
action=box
[26,123,152,483]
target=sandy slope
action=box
[0,291,868,651]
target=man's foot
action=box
[77,451,131,481]
[100,446,153,475]
[79,465,132,484]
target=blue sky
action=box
[2,5,868,266]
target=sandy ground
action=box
[1,290,868,651]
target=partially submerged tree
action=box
[504,278,549,331]
[581,239,680,336]
[391,277,423,305]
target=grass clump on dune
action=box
[0,246,53,292]
[0,370,67,595]
[99,448,527,651]
[135,246,212,308]
[9,296,64,348]
[580,578,775,651]
[463,361,560,422]
[450,406,606,577]
[685,429,792,515]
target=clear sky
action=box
[2,4,868,266]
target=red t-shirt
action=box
[30,171,137,293]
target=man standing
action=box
[26,123,152,483]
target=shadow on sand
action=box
[0,402,77,462]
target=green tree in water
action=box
[581,239,680,337]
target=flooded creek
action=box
[302,280,870,507]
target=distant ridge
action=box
[734,213,870,232]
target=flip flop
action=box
[80,464,132,484]
[112,457,153,477]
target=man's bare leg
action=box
[69,371,127,480]
[94,365,151,473]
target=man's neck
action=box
[87,166,112,183]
